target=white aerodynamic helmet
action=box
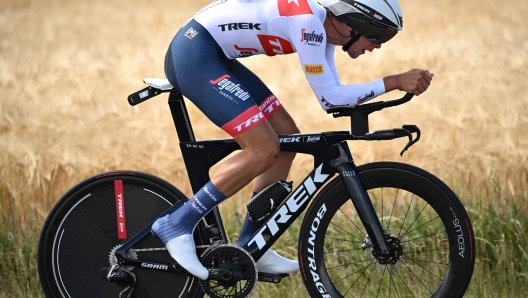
[320,0,403,44]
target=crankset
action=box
[200,244,258,298]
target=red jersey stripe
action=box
[221,105,264,137]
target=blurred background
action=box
[1,0,527,297]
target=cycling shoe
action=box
[166,234,209,280]
[256,249,299,274]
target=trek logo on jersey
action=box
[234,112,264,134]
[210,74,251,101]
[257,35,294,56]
[184,27,199,40]
[220,106,265,137]
[234,45,259,57]
[357,90,375,104]
[301,29,323,45]
[278,0,313,16]
[304,64,324,75]
[218,23,262,31]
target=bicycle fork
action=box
[332,142,393,256]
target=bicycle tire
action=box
[298,162,475,298]
[38,171,205,298]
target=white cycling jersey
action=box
[191,0,386,110]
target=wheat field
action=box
[1,0,527,202]
[1,0,527,297]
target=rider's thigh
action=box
[266,108,301,135]
[230,61,300,136]
[234,120,280,162]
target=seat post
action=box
[168,91,196,143]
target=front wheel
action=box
[298,162,475,298]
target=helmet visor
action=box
[342,16,398,44]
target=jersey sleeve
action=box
[269,14,386,111]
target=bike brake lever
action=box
[399,124,421,156]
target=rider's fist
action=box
[397,69,434,96]
[384,69,434,96]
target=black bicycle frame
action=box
[116,90,397,273]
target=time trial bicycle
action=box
[38,78,475,298]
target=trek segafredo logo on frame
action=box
[210,74,251,102]
[247,164,331,250]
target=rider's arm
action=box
[314,43,386,109]
[324,43,340,86]
[270,14,385,110]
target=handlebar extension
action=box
[327,93,414,136]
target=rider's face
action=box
[325,13,382,59]
[346,35,382,59]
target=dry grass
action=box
[0,0,527,296]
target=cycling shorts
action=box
[164,20,283,137]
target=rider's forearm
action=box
[383,74,400,93]
[311,79,385,110]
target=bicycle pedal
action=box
[257,272,289,283]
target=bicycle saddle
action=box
[143,78,174,90]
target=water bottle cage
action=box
[246,181,293,227]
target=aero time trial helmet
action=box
[320,0,403,44]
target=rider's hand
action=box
[384,69,434,96]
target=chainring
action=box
[200,244,258,298]
[108,244,138,272]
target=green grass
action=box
[1,178,527,298]
[0,189,42,298]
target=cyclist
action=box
[152,0,433,280]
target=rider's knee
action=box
[260,138,281,164]
[249,138,280,171]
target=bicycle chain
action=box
[110,244,256,298]
[109,245,213,268]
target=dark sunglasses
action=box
[338,16,398,44]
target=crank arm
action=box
[258,272,289,283]
[207,267,236,281]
